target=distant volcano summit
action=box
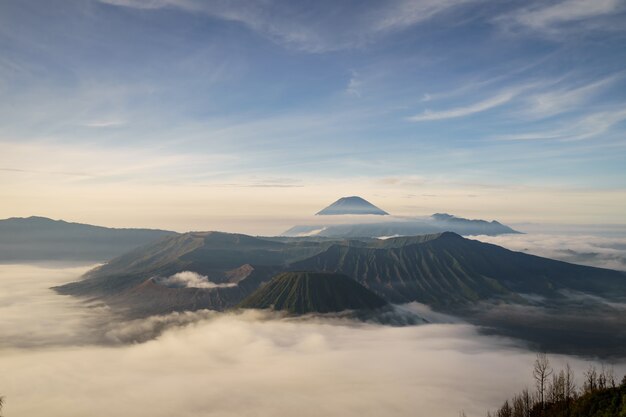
[316,196,389,216]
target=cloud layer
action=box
[156,271,237,289]
[470,232,626,271]
[98,0,474,52]
[1,264,625,417]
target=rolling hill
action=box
[0,216,175,262]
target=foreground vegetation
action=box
[486,354,626,417]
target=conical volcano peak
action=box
[316,196,389,216]
[238,271,388,314]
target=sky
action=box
[1,0,626,233]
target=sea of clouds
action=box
[470,229,626,271]
[1,263,625,417]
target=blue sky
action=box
[1,0,625,232]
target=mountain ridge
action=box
[0,216,176,262]
[56,230,626,316]
[282,213,520,237]
[290,232,626,306]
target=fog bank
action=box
[470,232,626,271]
[156,271,238,289]
[1,264,625,417]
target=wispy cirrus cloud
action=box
[524,74,622,118]
[494,108,626,141]
[0,167,96,179]
[409,70,624,143]
[346,71,362,97]
[82,120,127,128]
[369,0,475,32]
[0,140,236,185]
[97,0,475,52]
[408,90,516,121]
[498,0,626,35]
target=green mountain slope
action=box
[290,232,626,307]
[239,272,388,314]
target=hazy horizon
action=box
[5,211,626,237]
